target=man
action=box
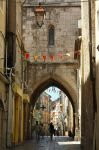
[49,122,54,140]
[35,121,40,141]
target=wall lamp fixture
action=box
[34,3,46,28]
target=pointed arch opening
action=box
[30,78,77,136]
[30,78,76,113]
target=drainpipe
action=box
[6,0,16,68]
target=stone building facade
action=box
[33,92,51,135]
[22,0,81,139]
[22,2,81,63]
[0,1,8,148]
[11,0,30,146]
[81,1,95,150]
[5,0,30,147]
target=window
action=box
[48,25,55,46]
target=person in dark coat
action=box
[49,122,54,140]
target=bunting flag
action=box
[25,52,30,60]
[65,53,71,57]
[34,55,38,61]
[50,55,54,61]
[18,49,80,62]
[42,55,46,61]
[58,52,62,59]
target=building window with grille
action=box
[48,25,55,46]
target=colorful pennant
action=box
[17,49,81,62]
[58,52,62,59]
[42,55,46,61]
[25,52,30,60]
[34,55,38,61]
[50,55,54,61]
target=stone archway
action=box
[30,76,77,113]
[26,63,79,138]
[29,75,78,137]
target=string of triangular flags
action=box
[17,50,80,61]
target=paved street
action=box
[6,136,81,150]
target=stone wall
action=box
[22,5,81,63]
[22,2,81,140]
[81,1,94,150]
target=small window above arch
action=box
[48,25,55,46]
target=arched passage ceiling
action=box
[30,76,77,113]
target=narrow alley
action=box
[9,136,80,150]
[1,0,99,150]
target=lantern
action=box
[34,3,46,28]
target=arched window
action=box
[48,25,55,46]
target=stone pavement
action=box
[3,136,81,150]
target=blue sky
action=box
[45,86,60,101]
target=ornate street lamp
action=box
[34,3,46,28]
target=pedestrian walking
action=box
[49,122,55,140]
[35,121,40,141]
[40,123,45,139]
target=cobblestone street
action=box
[7,136,81,150]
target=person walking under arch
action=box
[49,122,54,140]
[35,121,40,141]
